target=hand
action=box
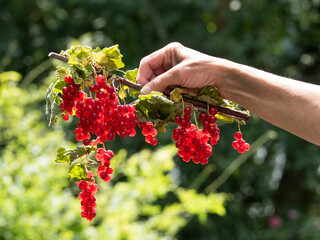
[137,42,224,95]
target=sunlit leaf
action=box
[170,88,183,102]
[124,68,139,97]
[53,80,66,94]
[55,146,96,164]
[68,163,86,181]
[68,54,79,65]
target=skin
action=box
[137,42,320,146]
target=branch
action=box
[48,52,250,121]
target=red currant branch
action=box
[48,52,250,121]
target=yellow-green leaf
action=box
[170,88,183,102]
[68,54,79,65]
[216,114,234,123]
[68,164,86,181]
[124,68,138,83]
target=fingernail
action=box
[140,85,151,95]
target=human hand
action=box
[137,42,224,95]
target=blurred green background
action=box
[1,0,320,239]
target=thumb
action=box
[140,67,180,95]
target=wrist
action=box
[211,58,241,100]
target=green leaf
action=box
[135,92,165,120]
[216,114,234,123]
[118,85,127,100]
[68,54,79,65]
[55,147,71,163]
[68,164,86,181]
[53,80,66,94]
[101,44,123,58]
[55,66,67,80]
[55,146,96,164]
[46,83,62,126]
[124,68,138,83]
[93,44,125,71]
[170,88,183,102]
[134,92,182,125]
[45,83,54,119]
[92,47,101,53]
[92,52,108,66]
[129,90,139,99]
[193,87,224,106]
[84,64,94,77]
[48,98,62,127]
[74,45,92,60]
[106,58,125,71]
[151,94,176,120]
[124,68,140,98]
[155,121,169,133]
[70,64,87,84]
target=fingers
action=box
[137,48,168,86]
[137,42,183,86]
[140,65,181,95]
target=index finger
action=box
[136,46,173,86]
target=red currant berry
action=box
[232,141,239,149]
[199,112,207,121]
[87,171,94,179]
[90,184,99,193]
[184,107,191,114]
[234,132,242,140]
[65,76,73,84]
[237,139,245,147]
[209,107,217,116]
[244,143,250,151]
[105,167,113,174]
[96,75,105,84]
[238,147,246,154]
[78,180,88,190]
[175,115,182,124]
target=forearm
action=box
[216,59,320,146]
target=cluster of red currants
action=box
[60,74,159,221]
[198,107,220,146]
[172,106,219,165]
[60,76,84,120]
[232,131,250,153]
[78,171,99,221]
[95,148,114,182]
[62,75,138,146]
[138,122,158,146]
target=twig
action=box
[107,72,142,91]
[48,52,68,63]
[48,52,251,121]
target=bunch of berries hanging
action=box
[172,106,220,164]
[59,74,159,221]
[139,122,158,146]
[78,172,99,221]
[95,148,114,182]
[232,131,250,153]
